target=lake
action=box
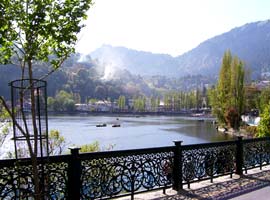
[48,115,234,151]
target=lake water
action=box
[48,115,234,151]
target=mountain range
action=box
[91,20,270,79]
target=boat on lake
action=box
[112,124,121,127]
[96,123,107,127]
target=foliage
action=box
[150,96,159,111]
[245,126,257,137]
[80,141,100,153]
[48,129,67,155]
[133,96,146,112]
[0,0,92,198]
[244,86,260,112]
[209,50,245,129]
[0,0,92,69]
[118,95,126,111]
[48,90,75,111]
[258,87,270,113]
[80,141,115,153]
[257,102,270,137]
[0,107,11,146]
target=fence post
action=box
[67,147,81,200]
[173,141,183,191]
[236,136,243,176]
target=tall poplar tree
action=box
[212,50,232,124]
[210,50,245,129]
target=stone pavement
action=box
[117,166,270,200]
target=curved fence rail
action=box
[0,137,269,199]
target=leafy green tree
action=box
[150,96,158,112]
[244,86,260,112]
[95,85,107,99]
[230,57,245,115]
[118,95,126,111]
[164,94,172,111]
[257,102,270,137]
[48,129,67,155]
[210,51,245,129]
[0,106,11,146]
[80,141,115,153]
[133,96,146,112]
[47,96,56,111]
[258,88,270,113]
[0,0,92,198]
[214,50,233,124]
[48,90,75,111]
[80,141,100,153]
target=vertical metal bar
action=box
[44,81,49,158]
[67,147,81,200]
[260,141,263,170]
[172,141,183,191]
[236,136,243,176]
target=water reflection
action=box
[48,115,234,151]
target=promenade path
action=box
[118,166,270,200]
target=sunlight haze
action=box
[76,0,270,56]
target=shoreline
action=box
[48,110,214,118]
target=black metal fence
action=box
[0,137,269,199]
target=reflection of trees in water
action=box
[168,121,233,142]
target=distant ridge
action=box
[91,20,270,78]
[91,44,178,77]
[176,20,270,78]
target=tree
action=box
[257,102,270,137]
[80,141,100,153]
[48,129,67,155]
[209,50,245,129]
[244,86,260,113]
[118,95,126,111]
[0,0,93,198]
[80,141,115,153]
[258,88,270,113]
[150,96,158,112]
[0,106,11,146]
[214,50,233,124]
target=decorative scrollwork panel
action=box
[0,166,18,199]
[182,144,236,184]
[48,162,68,200]
[0,161,69,200]
[243,140,270,170]
[80,151,173,199]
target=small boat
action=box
[112,124,121,127]
[96,123,107,127]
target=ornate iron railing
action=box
[182,141,237,188]
[0,156,70,199]
[0,137,269,199]
[80,147,174,199]
[243,137,270,173]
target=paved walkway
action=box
[118,166,270,200]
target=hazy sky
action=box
[76,0,270,56]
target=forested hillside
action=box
[0,54,213,102]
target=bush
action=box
[245,126,257,137]
[257,103,270,137]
